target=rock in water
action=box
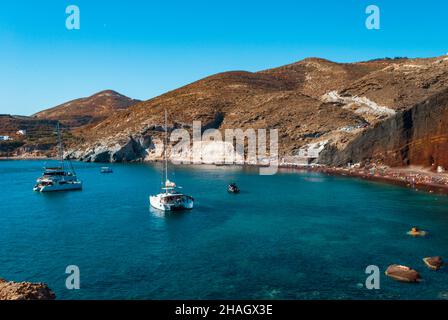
[385,265,421,283]
[0,279,56,300]
[423,256,444,270]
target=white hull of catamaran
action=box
[34,182,83,192]
[149,194,194,211]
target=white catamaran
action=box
[33,123,82,192]
[149,110,194,211]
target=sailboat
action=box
[149,110,194,211]
[33,123,83,192]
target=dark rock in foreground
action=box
[0,279,56,300]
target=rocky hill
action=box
[0,115,61,158]
[66,56,448,169]
[33,90,140,128]
[0,90,139,158]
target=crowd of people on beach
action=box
[387,170,448,187]
[279,157,448,192]
[359,162,448,186]
[297,161,448,193]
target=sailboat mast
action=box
[56,122,64,170]
[164,109,168,194]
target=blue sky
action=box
[1,0,447,115]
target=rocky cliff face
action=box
[0,279,55,300]
[319,88,448,168]
[66,56,448,169]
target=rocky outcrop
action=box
[319,89,448,168]
[67,133,157,162]
[322,90,396,117]
[0,279,55,300]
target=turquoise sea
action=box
[0,160,448,300]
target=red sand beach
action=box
[311,165,448,195]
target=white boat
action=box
[149,181,194,211]
[149,110,194,211]
[33,123,83,193]
[33,167,82,192]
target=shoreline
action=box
[2,156,448,195]
[308,166,448,196]
[0,156,53,161]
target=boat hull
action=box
[149,194,194,211]
[34,182,83,192]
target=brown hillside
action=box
[7,56,448,169]
[33,90,140,128]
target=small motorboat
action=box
[227,183,240,194]
[101,167,113,174]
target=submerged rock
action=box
[385,265,421,283]
[423,256,444,270]
[0,279,56,300]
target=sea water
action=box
[0,160,448,300]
